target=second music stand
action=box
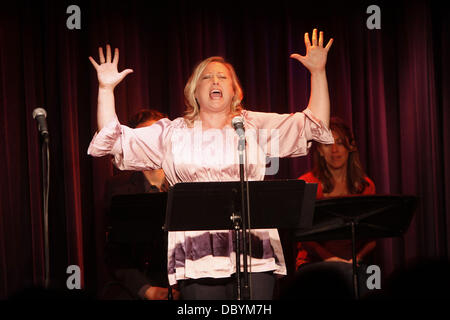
[296,194,418,299]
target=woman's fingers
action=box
[325,38,334,51]
[292,29,333,72]
[307,29,331,48]
[120,68,133,76]
[90,45,131,89]
[119,68,134,80]
[304,32,311,48]
[312,28,317,46]
[97,45,120,65]
[112,48,119,65]
[106,44,112,63]
[99,46,105,64]
[290,53,307,65]
[88,56,99,70]
[290,53,304,62]
[319,31,323,47]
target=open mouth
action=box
[209,89,222,99]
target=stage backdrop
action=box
[0,0,449,298]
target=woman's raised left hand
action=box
[290,29,333,74]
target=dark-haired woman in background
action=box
[296,117,376,297]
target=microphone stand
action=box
[237,135,250,300]
[41,135,50,289]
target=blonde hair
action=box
[183,56,244,125]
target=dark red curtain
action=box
[0,0,449,298]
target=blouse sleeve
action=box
[87,116,171,171]
[243,108,334,158]
[363,177,376,195]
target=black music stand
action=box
[295,194,418,299]
[164,179,317,300]
[107,192,170,296]
[109,192,167,243]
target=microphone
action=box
[232,116,245,139]
[32,108,49,137]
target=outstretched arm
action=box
[89,44,133,130]
[291,29,333,128]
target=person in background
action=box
[103,109,179,300]
[296,117,376,297]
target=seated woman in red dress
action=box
[295,117,376,297]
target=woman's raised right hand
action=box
[89,44,133,90]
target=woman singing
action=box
[88,29,334,299]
